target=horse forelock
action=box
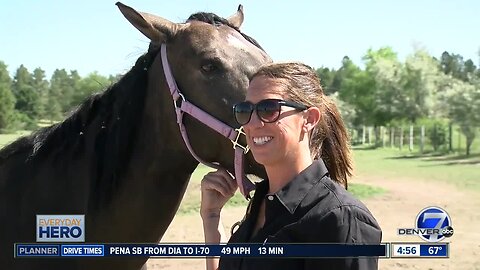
[186,12,264,52]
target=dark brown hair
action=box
[251,62,353,188]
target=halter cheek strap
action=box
[160,43,255,199]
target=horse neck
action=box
[134,50,199,173]
[85,51,200,243]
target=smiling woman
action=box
[201,62,382,270]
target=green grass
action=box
[348,183,385,199]
[0,130,31,149]
[353,146,480,192]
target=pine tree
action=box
[32,67,49,119]
[12,65,40,123]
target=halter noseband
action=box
[160,44,255,199]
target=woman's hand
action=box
[200,169,238,219]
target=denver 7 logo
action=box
[416,207,452,242]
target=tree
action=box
[439,51,477,82]
[12,65,40,122]
[47,69,68,121]
[0,61,15,132]
[315,67,336,95]
[339,67,376,126]
[32,68,49,119]
[72,72,110,106]
[363,47,404,124]
[401,49,444,121]
[67,70,81,110]
[439,76,480,155]
[440,51,464,80]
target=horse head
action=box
[118,3,271,180]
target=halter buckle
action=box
[173,93,186,109]
[231,127,250,154]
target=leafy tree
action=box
[330,56,357,95]
[339,67,376,126]
[108,74,122,85]
[32,68,49,119]
[439,51,477,82]
[47,69,68,121]
[12,65,40,122]
[315,67,336,95]
[72,72,110,106]
[0,61,15,132]
[439,76,480,155]
[67,70,81,110]
[440,51,464,80]
[401,49,444,121]
[363,47,403,124]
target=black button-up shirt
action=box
[219,159,382,270]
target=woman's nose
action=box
[244,110,264,128]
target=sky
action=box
[1,0,479,78]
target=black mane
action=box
[187,12,264,51]
[0,51,157,210]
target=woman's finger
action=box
[201,171,233,197]
[215,170,238,193]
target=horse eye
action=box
[201,63,218,73]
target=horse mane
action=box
[0,51,157,209]
[187,12,265,51]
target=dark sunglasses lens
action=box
[257,100,281,123]
[234,102,253,125]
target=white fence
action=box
[350,125,480,154]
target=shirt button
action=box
[267,195,274,201]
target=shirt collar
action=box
[259,159,329,214]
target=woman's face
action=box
[242,76,307,167]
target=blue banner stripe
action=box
[15,243,387,258]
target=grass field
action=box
[353,146,480,192]
[0,131,30,148]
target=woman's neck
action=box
[265,152,313,194]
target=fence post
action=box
[458,129,461,151]
[399,127,404,150]
[420,125,425,154]
[362,125,366,145]
[390,127,394,148]
[409,125,414,152]
[368,127,372,145]
[381,126,386,147]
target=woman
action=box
[201,62,382,270]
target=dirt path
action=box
[146,176,480,270]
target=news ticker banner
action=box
[14,243,448,258]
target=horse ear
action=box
[116,2,177,43]
[227,4,244,29]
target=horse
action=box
[0,3,270,269]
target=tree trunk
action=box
[466,137,474,156]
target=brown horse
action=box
[0,3,270,270]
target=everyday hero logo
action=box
[397,207,454,242]
[36,215,85,242]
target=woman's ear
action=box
[303,106,321,132]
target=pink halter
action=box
[160,44,256,199]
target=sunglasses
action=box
[233,99,309,125]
